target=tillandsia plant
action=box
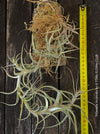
[2,0,79,79]
[25,0,78,75]
[0,69,94,134]
[0,0,94,134]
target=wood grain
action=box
[59,0,82,134]
[87,1,100,133]
[0,0,6,134]
[5,0,32,134]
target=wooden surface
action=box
[5,1,32,134]
[59,0,81,133]
[87,1,100,133]
[0,0,100,134]
[0,0,6,134]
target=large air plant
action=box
[0,63,94,134]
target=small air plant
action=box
[25,0,78,75]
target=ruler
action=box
[79,5,89,134]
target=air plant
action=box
[0,0,94,134]
[25,0,78,75]
[0,63,94,134]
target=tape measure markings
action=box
[79,5,89,134]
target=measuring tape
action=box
[79,5,89,134]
